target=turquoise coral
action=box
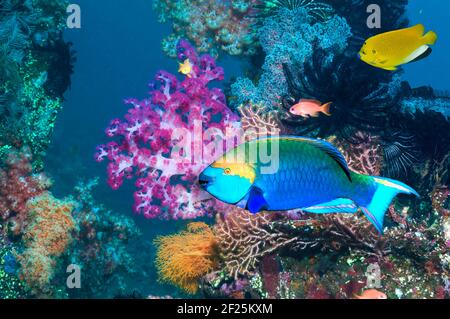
[231,8,351,109]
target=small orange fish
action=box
[354,289,387,299]
[289,99,332,118]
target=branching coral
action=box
[153,0,259,57]
[17,192,75,297]
[214,208,300,279]
[238,102,280,139]
[155,222,219,294]
[96,40,239,220]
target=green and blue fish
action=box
[199,136,419,233]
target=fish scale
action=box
[253,138,355,210]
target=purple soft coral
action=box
[96,40,239,219]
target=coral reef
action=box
[323,0,409,47]
[0,0,73,168]
[96,40,239,219]
[155,222,219,294]
[153,0,258,58]
[238,102,280,139]
[0,147,51,236]
[280,50,400,139]
[0,236,26,299]
[17,192,75,297]
[64,179,146,298]
[230,7,351,109]
[213,209,300,279]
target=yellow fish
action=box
[178,58,193,77]
[359,24,438,71]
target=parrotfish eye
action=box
[224,168,232,175]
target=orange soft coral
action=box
[155,222,218,294]
[17,192,76,296]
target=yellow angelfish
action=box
[359,24,438,71]
[178,59,193,77]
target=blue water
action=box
[404,0,450,91]
[44,0,450,296]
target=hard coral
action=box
[96,40,239,220]
[153,0,259,58]
[155,222,219,294]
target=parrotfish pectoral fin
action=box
[246,186,269,214]
[361,177,419,233]
[303,198,358,214]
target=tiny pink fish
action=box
[289,99,332,118]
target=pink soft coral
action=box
[96,40,239,219]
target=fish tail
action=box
[359,177,419,233]
[321,102,332,116]
[423,30,438,45]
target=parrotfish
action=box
[359,24,437,71]
[289,99,332,118]
[178,58,193,77]
[199,137,419,233]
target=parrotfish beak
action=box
[198,171,213,189]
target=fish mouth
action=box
[198,173,213,188]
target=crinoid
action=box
[280,49,400,140]
[381,132,419,178]
[253,0,334,23]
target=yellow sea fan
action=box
[154,222,219,294]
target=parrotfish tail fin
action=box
[321,102,332,116]
[423,31,438,45]
[361,177,419,233]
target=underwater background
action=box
[0,0,449,299]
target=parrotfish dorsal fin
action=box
[408,24,425,36]
[296,137,352,182]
